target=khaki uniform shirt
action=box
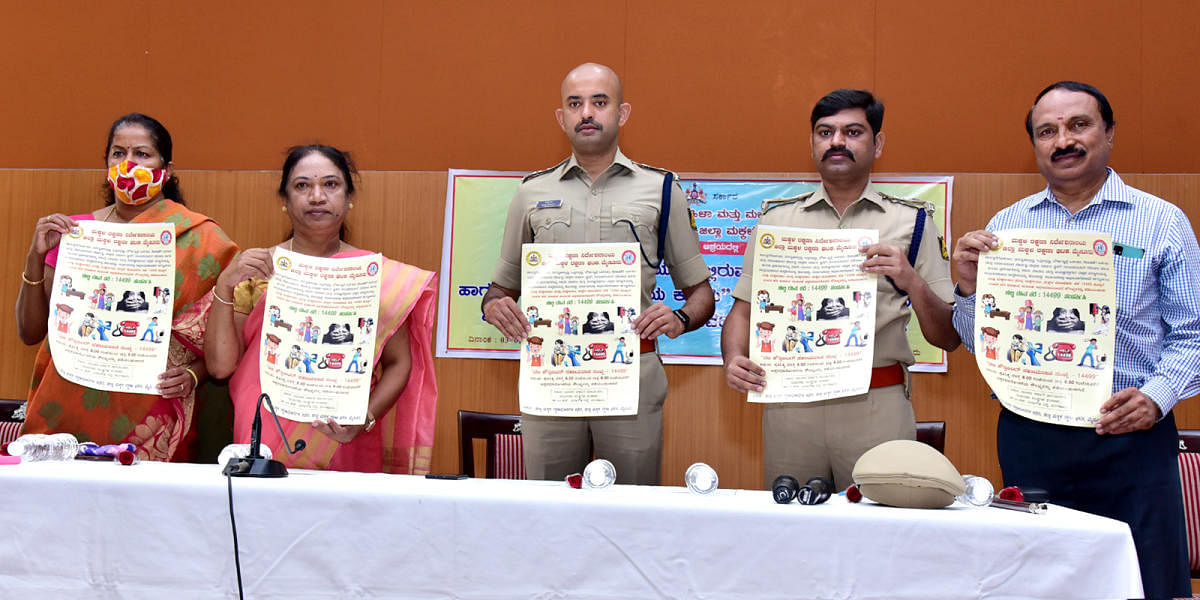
[493,149,711,308]
[732,183,953,367]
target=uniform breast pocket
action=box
[530,206,572,242]
[611,205,658,242]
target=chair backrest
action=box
[0,399,25,451]
[0,399,23,421]
[458,410,525,479]
[915,421,946,454]
[1177,429,1200,576]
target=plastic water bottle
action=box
[957,474,995,507]
[7,433,80,461]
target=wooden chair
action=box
[0,399,25,451]
[457,410,525,479]
[915,420,946,453]
[1178,430,1200,580]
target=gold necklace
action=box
[289,238,345,257]
[103,205,120,222]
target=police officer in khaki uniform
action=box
[720,89,960,490]
[482,63,714,485]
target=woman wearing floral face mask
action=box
[14,113,239,462]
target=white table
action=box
[0,461,1142,599]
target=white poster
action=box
[519,243,641,416]
[259,248,382,424]
[974,229,1116,427]
[48,221,176,393]
[748,225,878,403]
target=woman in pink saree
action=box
[204,145,436,473]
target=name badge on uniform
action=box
[535,199,563,208]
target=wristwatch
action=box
[364,411,377,433]
[672,308,691,330]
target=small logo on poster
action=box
[276,256,292,271]
[367,261,379,276]
[160,230,173,245]
[759,233,775,249]
[525,251,542,267]
[1093,239,1108,256]
[621,250,636,265]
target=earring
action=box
[348,202,354,210]
[281,206,287,213]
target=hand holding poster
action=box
[748,226,878,403]
[974,229,1116,427]
[48,221,176,394]
[259,248,382,424]
[519,243,641,416]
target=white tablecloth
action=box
[0,461,1142,599]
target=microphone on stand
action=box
[223,393,307,478]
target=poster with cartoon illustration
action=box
[747,225,878,403]
[47,220,176,393]
[518,243,640,416]
[259,248,382,424]
[974,229,1116,427]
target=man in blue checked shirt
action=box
[952,81,1200,599]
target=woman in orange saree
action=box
[15,113,238,462]
[204,145,436,473]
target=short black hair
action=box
[810,89,884,136]
[1024,81,1115,141]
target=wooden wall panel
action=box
[873,1,1145,174]
[3,169,1196,491]
[1,171,101,397]
[1,2,1199,173]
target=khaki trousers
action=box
[762,382,914,491]
[521,352,668,485]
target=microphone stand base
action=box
[223,457,289,478]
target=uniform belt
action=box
[640,338,656,354]
[870,363,905,388]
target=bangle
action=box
[185,367,199,390]
[21,271,44,286]
[212,289,234,305]
[363,411,377,433]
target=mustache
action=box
[575,118,602,133]
[822,146,855,162]
[1051,146,1086,161]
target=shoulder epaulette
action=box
[633,161,678,180]
[761,191,814,214]
[881,193,935,215]
[521,159,569,183]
